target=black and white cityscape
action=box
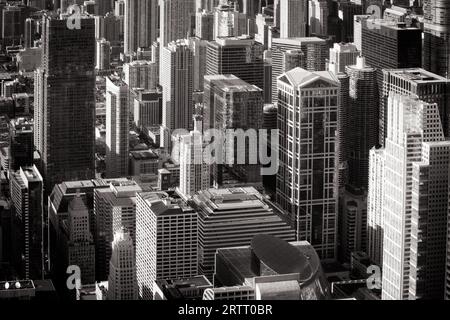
[0,0,449,303]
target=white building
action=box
[107,229,138,300]
[136,192,198,300]
[106,76,129,178]
[179,125,210,198]
[373,93,450,300]
[159,0,196,47]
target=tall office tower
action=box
[188,37,208,91]
[2,5,22,48]
[105,76,129,179]
[195,10,214,41]
[213,2,248,39]
[380,68,450,144]
[282,49,305,72]
[94,13,122,45]
[9,118,33,171]
[309,0,329,37]
[10,166,44,280]
[62,195,95,285]
[124,0,158,55]
[123,60,159,91]
[255,13,274,49]
[160,0,196,47]
[203,75,264,185]
[206,36,264,94]
[160,40,194,149]
[94,180,142,281]
[367,146,384,266]
[376,93,450,300]
[136,192,198,300]
[132,89,163,129]
[271,37,328,103]
[34,14,95,191]
[338,0,363,43]
[107,229,138,300]
[24,18,37,48]
[423,0,450,78]
[95,39,110,71]
[328,42,360,75]
[345,57,378,189]
[276,68,340,260]
[192,187,296,280]
[279,0,307,38]
[179,124,210,198]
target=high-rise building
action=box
[124,0,158,55]
[203,74,264,185]
[179,126,210,198]
[276,68,340,260]
[188,37,208,91]
[105,76,129,179]
[195,10,214,41]
[309,0,330,37]
[338,0,363,43]
[94,13,122,45]
[345,56,378,189]
[213,1,248,39]
[10,166,44,280]
[123,60,159,91]
[160,40,194,148]
[34,14,95,191]
[94,180,142,281]
[95,38,110,71]
[136,192,198,300]
[206,36,265,93]
[107,229,138,300]
[279,0,307,38]
[192,187,296,280]
[9,118,34,172]
[367,146,384,266]
[423,0,450,78]
[159,0,196,47]
[380,68,450,144]
[328,42,360,75]
[61,195,95,285]
[2,5,22,48]
[132,88,163,129]
[271,37,328,103]
[374,93,450,300]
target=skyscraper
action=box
[136,192,198,300]
[94,180,142,281]
[105,76,129,179]
[213,1,248,39]
[107,229,138,300]
[179,124,210,198]
[423,0,450,78]
[279,0,308,38]
[34,14,95,191]
[123,60,159,91]
[206,36,265,93]
[380,68,450,144]
[10,166,44,280]
[375,93,450,300]
[160,40,194,148]
[271,37,328,103]
[124,0,158,55]
[203,74,264,185]
[345,56,378,189]
[159,0,196,47]
[276,68,340,260]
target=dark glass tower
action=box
[34,14,95,191]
